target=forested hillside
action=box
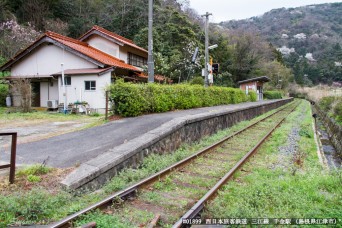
[220,3,342,85]
[1,0,340,88]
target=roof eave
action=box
[49,38,106,68]
[0,35,47,71]
[79,28,148,54]
[237,76,270,84]
[0,36,107,71]
[79,30,124,47]
[99,66,115,75]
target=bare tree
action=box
[10,78,32,112]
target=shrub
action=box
[190,76,204,85]
[333,100,342,123]
[0,84,8,107]
[318,96,335,112]
[248,91,257,102]
[146,83,174,112]
[109,79,148,117]
[264,91,282,99]
[109,81,252,117]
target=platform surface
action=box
[1,100,281,168]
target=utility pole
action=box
[202,12,212,87]
[148,0,154,83]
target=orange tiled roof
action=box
[45,31,140,72]
[79,26,148,53]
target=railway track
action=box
[51,101,299,228]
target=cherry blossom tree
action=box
[0,19,41,61]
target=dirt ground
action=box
[0,117,101,145]
[0,167,74,195]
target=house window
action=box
[85,81,96,91]
[128,53,147,67]
[61,76,71,86]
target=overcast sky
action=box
[188,0,342,22]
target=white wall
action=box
[87,35,148,65]
[58,72,111,113]
[40,79,59,107]
[119,49,128,63]
[11,44,97,76]
[87,35,120,59]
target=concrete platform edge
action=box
[61,98,293,192]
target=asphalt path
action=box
[2,100,276,168]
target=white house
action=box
[0,26,161,113]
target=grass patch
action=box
[73,209,131,228]
[204,100,342,224]
[17,164,52,177]
[15,164,52,183]
[0,107,104,123]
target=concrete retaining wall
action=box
[313,105,342,154]
[61,98,293,192]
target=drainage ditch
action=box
[311,103,341,169]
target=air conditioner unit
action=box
[47,100,58,109]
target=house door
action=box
[32,82,40,107]
[257,86,263,101]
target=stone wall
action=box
[61,98,293,192]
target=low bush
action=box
[190,76,204,85]
[109,80,252,117]
[263,91,282,99]
[109,81,148,117]
[248,91,257,102]
[318,96,342,125]
[333,100,342,123]
[318,96,335,112]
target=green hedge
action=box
[263,91,282,99]
[109,80,255,117]
[248,91,257,102]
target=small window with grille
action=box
[85,81,96,91]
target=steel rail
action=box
[173,102,299,228]
[50,101,296,228]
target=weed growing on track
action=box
[73,210,130,228]
[204,100,342,224]
[0,103,292,227]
